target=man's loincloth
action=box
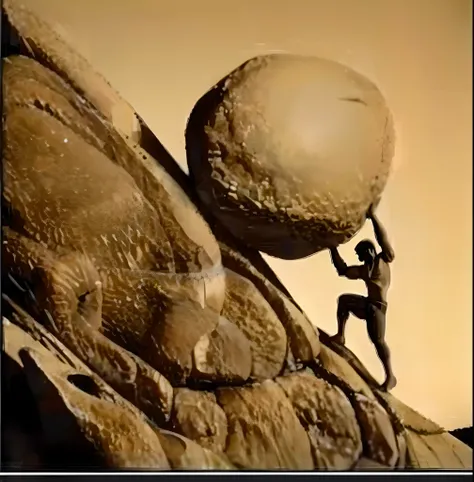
[368,299,388,315]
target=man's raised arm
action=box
[330,248,362,279]
[367,204,395,263]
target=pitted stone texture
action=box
[318,344,374,399]
[216,380,314,469]
[156,430,233,469]
[276,371,362,470]
[186,54,395,259]
[222,269,287,379]
[4,294,174,427]
[171,388,228,453]
[192,316,252,384]
[3,53,223,279]
[5,319,234,470]
[9,342,170,469]
[352,393,398,467]
[2,52,227,389]
[280,293,320,363]
[406,431,472,469]
[219,243,320,363]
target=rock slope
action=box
[2,0,472,471]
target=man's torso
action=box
[361,254,391,303]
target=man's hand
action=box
[367,202,377,220]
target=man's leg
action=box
[367,305,397,391]
[330,294,367,345]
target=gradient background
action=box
[19,0,472,430]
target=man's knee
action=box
[337,294,353,309]
[337,295,350,316]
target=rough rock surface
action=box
[351,393,399,467]
[170,388,228,453]
[216,380,314,469]
[186,54,395,259]
[276,371,363,469]
[222,268,287,380]
[2,0,471,472]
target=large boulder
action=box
[186,54,395,259]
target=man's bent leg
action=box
[367,305,397,391]
[331,294,367,346]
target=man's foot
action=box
[329,334,346,346]
[381,375,397,392]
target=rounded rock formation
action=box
[186,54,395,259]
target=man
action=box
[329,204,397,391]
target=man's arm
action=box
[367,205,395,263]
[330,248,362,279]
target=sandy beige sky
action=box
[19,0,472,429]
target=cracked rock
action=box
[216,380,314,469]
[276,371,362,469]
[317,344,374,399]
[171,388,228,453]
[186,54,395,259]
[222,269,287,379]
[406,431,472,469]
[352,393,398,467]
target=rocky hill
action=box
[1,0,472,471]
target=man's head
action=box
[355,239,376,263]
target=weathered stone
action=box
[276,371,362,469]
[3,0,473,472]
[216,380,314,469]
[193,316,252,384]
[352,393,398,467]
[4,308,87,372]
[186,54,394,259]
[318,329,380,388]
[144,300,218,386]
[156,430,234,469]
[4,284,174,427]
[396,431,408,469]
[3,51,224,278]
[406,431,472,469]
[98,268,223,386]
[2,51,228,389]
[220,243,320,363]
[371,391,409,469]
[5,328,170,469]
[280,293,320,363]
[171,388,228,453]
[377,391,445,435]
[222,269,287,379]
[4,0,140,140]
[317,344,374,399]
[354,457,390,470]
[7,0,229,293]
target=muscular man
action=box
[329,204,397,391]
